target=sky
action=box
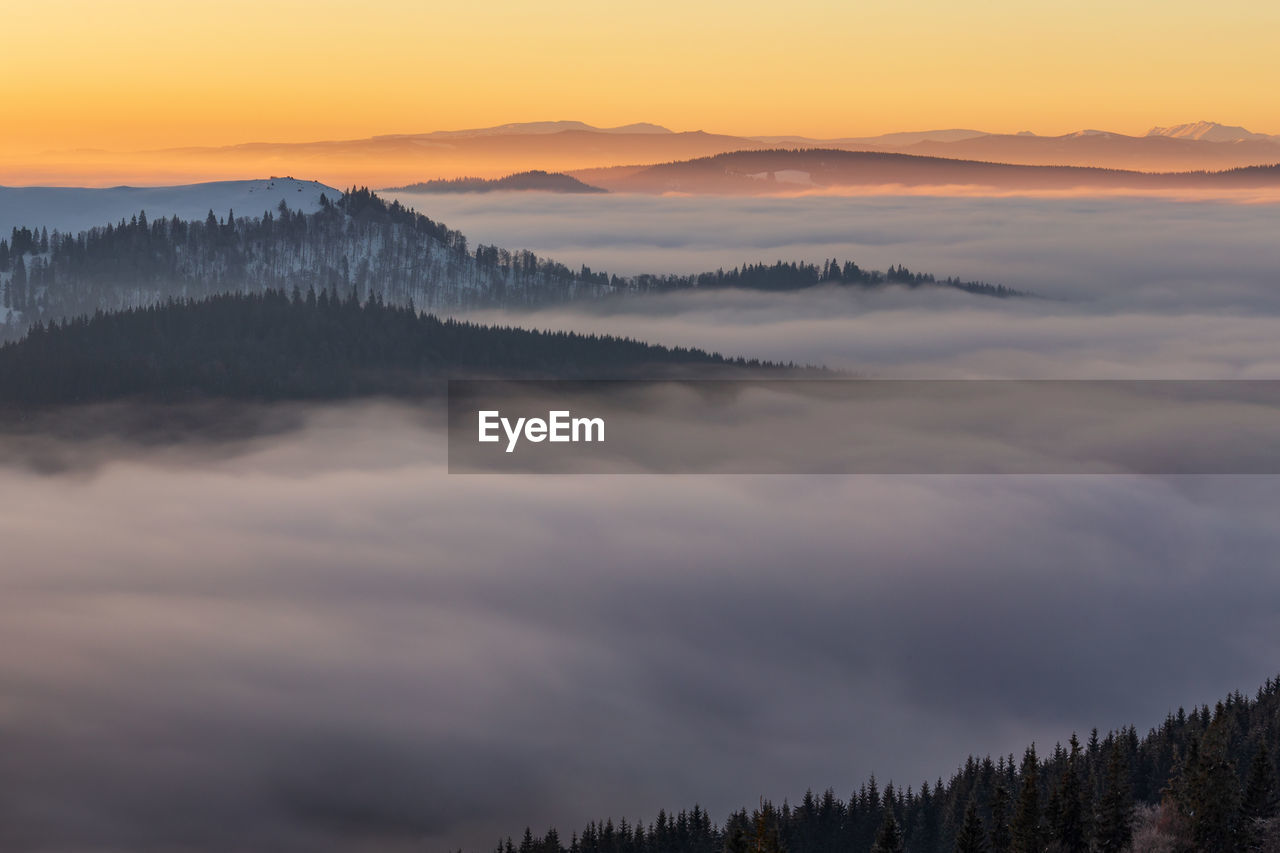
[5,0,1279,158]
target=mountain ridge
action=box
[23,121,1280,187]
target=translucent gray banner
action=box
[447,380,1280,474]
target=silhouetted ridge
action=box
[0,290,793,403]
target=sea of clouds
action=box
[3,193,1280,850]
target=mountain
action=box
[386,170,607,194]
[0,291,769,405]
[19,121,1280,188]
[1146,120,1275,142]
[23,128,765,188]
[572,149,1280,195]
[753,129,989,146]
[0,177,338,242]
[885,130,1280,172]
[0,187,1023,335]
[416,121,673,137]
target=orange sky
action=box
[4,0,1278,159]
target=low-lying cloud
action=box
[386,192,1280,311]
[2,404,1278,851]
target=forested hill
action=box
[387,170,609,193]
[498,676,1280,853]
[0,290,784,404]
[0,188,1024,340]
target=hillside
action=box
[573,149,1280,195]
[0,187,1025,337]
[0,290,774,404]
[498,675,1280,853]
[387,170,607,194]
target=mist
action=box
[2,404,1279,851]
[384,192,1280,311]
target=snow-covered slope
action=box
[1146,121,1274,142]
[0,177,340,238]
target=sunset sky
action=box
[5,0,1278,157]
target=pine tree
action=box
[1095,741,1133,852]
[10,255,26,312]
[870,807,904,853]
[1180,723,1243,851]
[1011,746,1041,853]
[988,784,1011,853]
[955,800,988,853]
[1054,734,1090,853]
[1241,742,1279,850]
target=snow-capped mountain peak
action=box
[1145,121,1274,142]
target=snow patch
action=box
[1146,121,1275,143]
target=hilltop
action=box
[387,170,607,194]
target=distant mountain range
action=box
[1145,120,1277,142]
[18,120,1279,188]
[409,121,673,138]
[571,149,1280,196]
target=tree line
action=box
[495,677,1280,853]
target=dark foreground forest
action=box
[497,677,1280,853]
[0,289,786,404]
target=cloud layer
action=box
[2,406,1279,851]
[4,192,1280,850]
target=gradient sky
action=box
[5,0,1279,155]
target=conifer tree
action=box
[1011,746,1041,853]
[988,784,1011,853]
[1241,742,1279,850]
[1180,722,1242,851]
[1095,740,1133,852]
[870,807,904,853]
[1054,734,1090,852]
[955,800,988,853]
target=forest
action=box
[495,677,1280,853]
[0,289,787,404]
[0,188,1022,341]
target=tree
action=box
[870,807,904,853]
[1095,741,1133,852]
[10,255,26,312]
[1242,742,1279,850]
[955,800,988,853]
[989,784,1011,853]
[1179,722,1242,852]
[1054,734,1090,853]
[1011,746,1041,853]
